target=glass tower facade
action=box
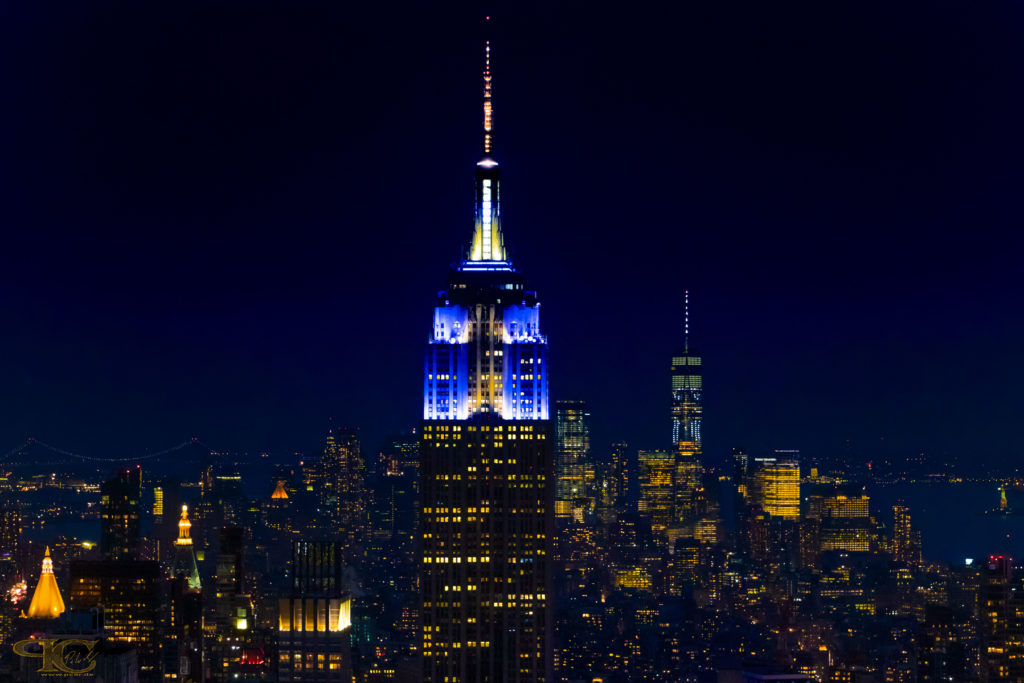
[554,400,591,519]
[671,292,702,523]
[420,38,552,683]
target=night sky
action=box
[1,1,1022,467]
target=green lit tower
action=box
[420,33,553,683]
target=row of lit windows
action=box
[424,425,535,432]
[424,556,491,563]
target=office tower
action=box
[267,480,292,534]
[420,36,552,683]
[69,559,161,680]
[166,505,202,680]
[980,555,1024,681]
[170,505,202,590]
[100,466,142,560]
[802,491,873,555]
[554,400,591,519]
[209,527,257,682]
[671,292,703,524]
[25,547,65,619]
[153,486,164,522]
[320,427,367,552]
[153,478,182,564]
[754,451,800,520]
[379,432,420,541]
[609,441,630,506]
[277,541,353,682]
[638,450,674,538]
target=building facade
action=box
[671,292,702,524]
[554,400,591,519]
[277,541,353,682]
[420,37,553,683]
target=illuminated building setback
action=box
[277,541,353,682]
[420,37,552,683]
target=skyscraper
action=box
[892,504,921,567]
[638,450,674,538]
[166,505,203,681]
[756,452,800,520]
[100,466,142,560]
[420,35,553,683]
[980,554,1024,681]
[554,400,591,519]
[277,541,353,682]
[69,559,162,679]
[671,292,702,524]
[319,427,367,553]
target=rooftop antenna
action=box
[684,290,690,354]
[482,24,494,156]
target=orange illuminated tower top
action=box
[171,505,201,590]
[26,546,66,619]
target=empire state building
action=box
[420,38,553,683]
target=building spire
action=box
[171,505,202,590]
[175,504,192,546]
[684,290,690,354]
[25,546,66,619]
[467,23,507,264]
[482,38,494,156]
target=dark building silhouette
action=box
[100,466,141,560]
[68,559,161,681]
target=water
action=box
[867,481,1024,565]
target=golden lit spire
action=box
[467,27,508,264]
[171,504,202,590]
[26,547,66,619]
[271,480,289,500]
[175,504,192,546]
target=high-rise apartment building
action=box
[420,36,552,683]
[100,466,142,560]
[554,400,591,519]
[892,504,921,567]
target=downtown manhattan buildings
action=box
[2,17,1024,683]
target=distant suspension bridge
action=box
[0,436,226,464]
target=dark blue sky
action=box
[1,0,1022,466]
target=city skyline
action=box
[2,5,1024,681]
[1,2,1022,465]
